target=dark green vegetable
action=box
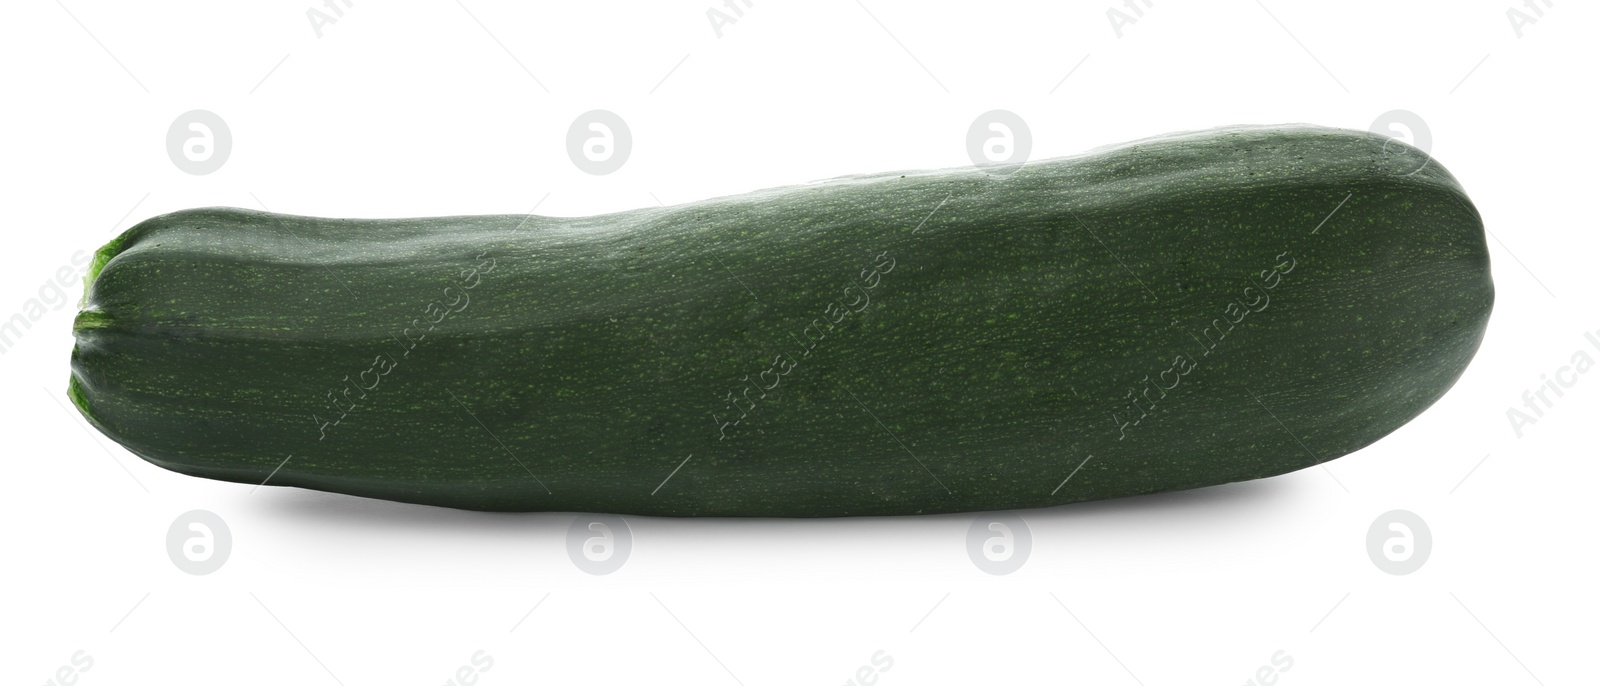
[69,124,1492,516]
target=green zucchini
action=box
[69,124,1492,516]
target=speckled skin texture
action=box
[70,125,1492,516]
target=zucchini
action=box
[69,125,1492,516]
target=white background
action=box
[2,1,1594,683]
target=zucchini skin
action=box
[70,125,1492,516]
